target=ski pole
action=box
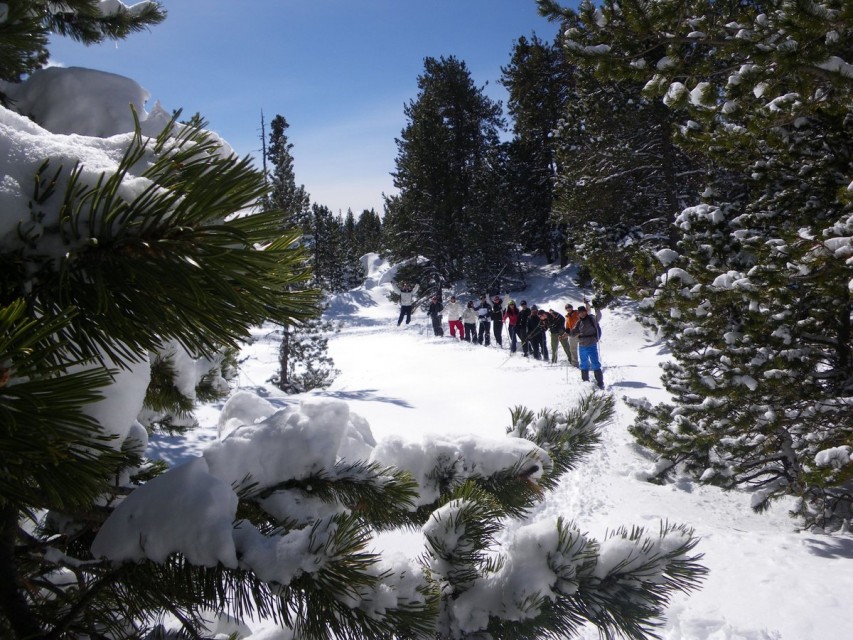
[485,264,508,294]
[497,351,514,368]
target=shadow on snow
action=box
[318,388,415,409]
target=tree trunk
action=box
[0,505,44,639]
[277,330,291,392]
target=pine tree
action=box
[0,0,165,99]
[311,203,346,292]
[140,340,239,434]
[0,6,709,637]
[463,141,526,294]
[0,108,319,637]
[532,15,702,297]
[354,208,383,257]
[416,395,707,639]
[102,385,709,639]
[340,209,366,290]
[389,56,515,288]
[342,207,358,259]
[500,34,573,264]
[263,115,340,392]
[268,314,339,394]
[539,0,853,527]
[267,113,311,232]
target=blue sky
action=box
[48,1,562,217]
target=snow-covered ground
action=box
[154,254,853,640]
[4,62,848,640]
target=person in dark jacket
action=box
[427,296,444,336]
[476,294,491,346]
[517,300,531,357]
[545,309,573,364]
[571,304,604,388]
[528,307,549,361]
[490,295,505,347]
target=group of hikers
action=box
[391,281,605,389]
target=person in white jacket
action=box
[391,281,419,326]
[444,295,464,340]
[462,300,478,342]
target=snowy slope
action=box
[6,63,846,640]
[159,254,853,640]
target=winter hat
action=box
[520,300,527,306]
[578,305,587,313]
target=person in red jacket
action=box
[503,300,521,353]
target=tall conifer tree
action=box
[339,209,365,290]
[0,4,708,638]
[311,203,345,292]
[539,0,853,526]
[389,56,515,290]
[267,114,311,231]
[264,115,337,392]
[354,208,383,257]
[501,34,573,264]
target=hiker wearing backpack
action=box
[545,309,572,365]
[571,303,604,389]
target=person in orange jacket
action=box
[564,303,580,367]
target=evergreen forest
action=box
[0,0,851,638]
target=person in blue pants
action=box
[571,304,604,389]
